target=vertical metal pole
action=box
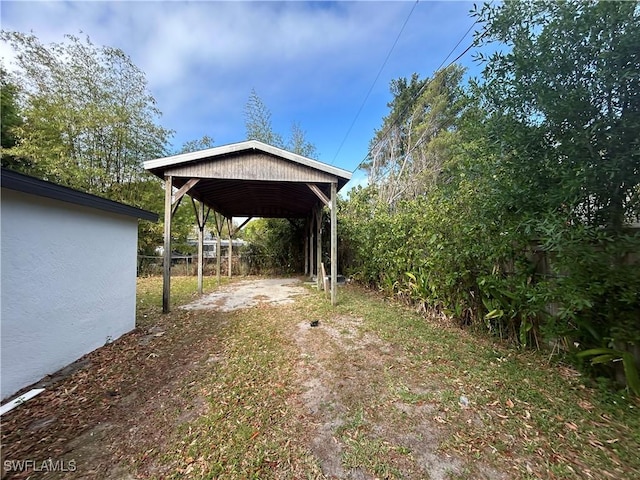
[331,182,338,306]
[162,175,173,313]
[197,201,204,294]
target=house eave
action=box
[1,169,159,222]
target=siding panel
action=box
[165,152,337,183]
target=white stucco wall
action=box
[1,189,138,399]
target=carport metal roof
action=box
[143,140,352,312]
[144,140,351,218]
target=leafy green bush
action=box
[340,0,640,394]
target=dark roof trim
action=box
[1,169,158,222]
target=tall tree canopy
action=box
[178,135,215,154]
[244,88,317,158]
[244,89,284,148]
[0,32,172,206]
[0,67,22,150]
[340,0,640,392]
[474,0,640,231]
[0,66,24,168]
[287,121,317,159]
[364,64,468,204]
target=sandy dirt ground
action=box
[181,277,308,312]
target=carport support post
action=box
[304,219,309,276]
[331,181,338,306]
[227,217,233,278]
[308,217,314,279]
[216,230,222,285]
[212,212,222,285]
[197,201,205,294]
[162,175,173,313]
[316,206,322,290]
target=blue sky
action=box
[0,0,484,189]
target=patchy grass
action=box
[147,303,324,479]
[2,277,638,479]
[137,280,638,479]
[131,275,326,478]
[325,287,640,479]
[136,275,230,324]
[139,280,639,479]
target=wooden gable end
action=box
[164,151,337,184]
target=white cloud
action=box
[134,2,412,90]
[1,1,477,165]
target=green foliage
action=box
[244,89,317,157]
[578,348,640,396]
[244,89,284,148]
[473,0,640,231]
[1,32,172,201]
[178,135,215,154]
[341,0,640,393]
[1,31,176,254]
[0,67,25,168]
[364,64,468,204]
[286,122,317,158]
[242,218,306,274]
[472,0,640,387]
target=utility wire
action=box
[349,16,484,176]
[433,14,479,76]
[331,0,419,165]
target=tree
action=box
[179,135,215,154]
[244,88,284,148]
[467,0,640,388]
[287,122,317,158]
[243,89,318,157]
[0,32,172,206]
[364,65,468,204]
[242,217,305,274]
[0,67,21,150]
[0,66,25,170]
[340,0,640,393]
[473,0,640,231]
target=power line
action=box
[349,16,485,176]
[434,14,479,74]
[331,0,419,165]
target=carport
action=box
[144,140,352,312]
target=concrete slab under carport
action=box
[181,277,307,312]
